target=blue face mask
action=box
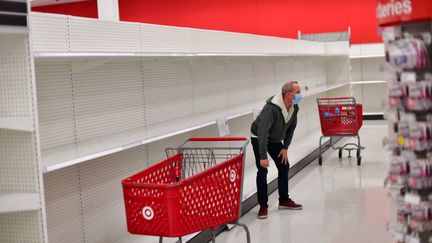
[293,94,302,105]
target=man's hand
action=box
[260,159,269,168]
[278,149,289,164]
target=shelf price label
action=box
[217,118,230,137]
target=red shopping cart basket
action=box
[318,97,363,136]
[317,97,364,166]
[122,137,250,242]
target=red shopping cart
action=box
[122,137,250,243]
[317,97,364,166]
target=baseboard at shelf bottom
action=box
[363,113,384,120]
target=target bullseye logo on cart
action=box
[142,206,154,220]
[229,170,236,182]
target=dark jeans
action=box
[251,137,289,207]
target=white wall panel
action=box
[79,146,148,243]
[0,35,31,117]
[30,13,69,52]
[143,60,193,126]
[0,131,38,193]
[73,61,145,142]
[226,59,254,106]
[362,58,385,81]
[326,58,350,83]
[360,43,385,56]
[43,167,82,243]
[350,59,362,81]
[68,17,141,52]
[189,29,225,53]
[0,211,43,243]
[362,83,387,113]
[351,84,364,105]
[140,24,189,53]
[191,59,228,114]
[36,61,75,153]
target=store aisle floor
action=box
[217,120,391,243]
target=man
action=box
[250,81,303,219]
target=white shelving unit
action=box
[0,1,47,242]
[0,11,353,243]
[349,43,387,115]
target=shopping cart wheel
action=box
[357,156,361,166]
[318,156,323,166]
[356,149,361,158]
[338,149,342,159]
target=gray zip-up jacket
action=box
[250,95,299,160]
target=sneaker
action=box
[278,198,303,210]
[257,205,268,219]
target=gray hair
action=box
[281,81,298,97]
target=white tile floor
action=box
[217,121,392,243]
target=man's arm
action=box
[257,105,274,160]
[283,114,297,149]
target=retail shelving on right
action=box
[378,1,432,242]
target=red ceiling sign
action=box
[377,0,432,26]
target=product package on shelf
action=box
[378,0,432,242]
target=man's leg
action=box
[267,142,289,203]
[251,137,268,206]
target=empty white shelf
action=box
[0,117,34,132]
[350,54,385,59]
[303,82,349,97]
[0,193,41,213]
[350,80,386,85]
[42,83,347,173]
[363,112,384,116]
[33,52,348,59]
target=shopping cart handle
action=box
[189,137,247,141]
[317,97,351,101]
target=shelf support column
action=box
[97,0,119,21]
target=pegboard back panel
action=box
[68,16,141,52]
[0,211,44,243]
[253,61,276,102]
[226,59,254,106]
[191,59,228,114]
[72,60,145,142]
[143,60,193,126]
[225,32,256,54]
[78,145,148,242]
[43,166,83,243]
[141,24,189,53]
[189,28,226,53]
[30,13,69,52]
[35,61,75,153]
[0,35,31,117]
[0,131,38,193]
